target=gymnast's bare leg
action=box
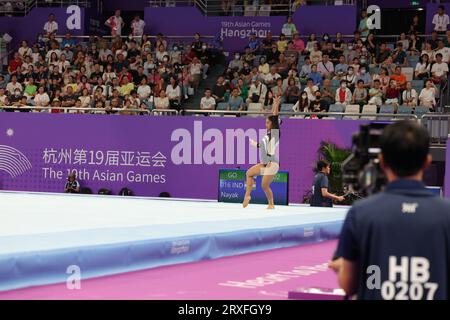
[243,164,265,208]
[262,161,279,209]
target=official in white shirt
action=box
[43,13,59,35]
[432,5,450,34]
[131,15,146,37]
[431,53,449,83]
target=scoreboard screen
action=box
[218,169,289,205]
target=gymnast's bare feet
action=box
[243,196,251,208]
[267,204,275,210]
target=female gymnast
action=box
[243,95,281,210]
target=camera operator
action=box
[64,172,80,194]
[310,160,345,207]
[330,120,450,300]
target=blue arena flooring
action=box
[0,191,348,291]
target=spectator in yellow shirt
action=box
[119,77,135,96]
[277,34,288,53]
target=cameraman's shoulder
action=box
[433,196,450,214]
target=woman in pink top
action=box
[292,33,305,53]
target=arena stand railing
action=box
[0,0,90,16]
[148,0,357,17]
[0,106,417,120]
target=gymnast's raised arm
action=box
[272,95,281,116]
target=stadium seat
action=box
[397,105,413,115]
[378,105,394,120]
[329,104,345,113]
[330,79,340,87]
[408,55,420,67]
[165,0,176,7]
[280,103,295,112]
[330,86,339,93]
[244,5,257,16]
[412,79,424,88]
[233,6,244,16]
[343,104,360,120]
[217,102,229,111]
[413,87,424,96]
[328,104,344,119]
[414,106,430,118]
[360,105,378,120]
[401,67,414,82]
[258,5,271,16]
[247,103,263,117]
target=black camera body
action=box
[342,122,390,197]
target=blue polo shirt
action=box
[335,63,349,74]
[337,179,450,300]
[307,72,323,87]
[248,39,261,51]
[310,172,333,207]
[355,73,372,85]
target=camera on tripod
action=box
[342,122,390,197]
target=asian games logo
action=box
[0,128,32,178]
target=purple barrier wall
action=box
[144,6,357,53]
[0,113,363,203]
[426,3,450,34]
[0,7,85,48]
[446,139,450,198]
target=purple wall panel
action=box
[144,6,357,52]
[0,113,363,203]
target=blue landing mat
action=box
[0,192,348,291]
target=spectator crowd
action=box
[198,7,449,117]
[0,10,219,114]
[1,7,449,117]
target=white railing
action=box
[183,109,419,120]
[148,0,357,17]
[0,0,90,16]
[0,106,420,120]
